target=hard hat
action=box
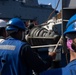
[64,14,76,35]
[6,18,26,31]
[0,19,6,28]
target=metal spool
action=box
[26,25,60,46]
[26,27,48,45]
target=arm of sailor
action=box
[20,45,53,73]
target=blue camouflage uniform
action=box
[40,59,76,75]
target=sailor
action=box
[0,18,56,75]
[40,14,76,75]
[0,19,7,39]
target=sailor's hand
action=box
[48,52,56,60]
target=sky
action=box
[38,0,62,12]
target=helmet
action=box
[6,18,26,31]
[0,19,6,28]
[64,14,76,36]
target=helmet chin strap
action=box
[21,32,25,41]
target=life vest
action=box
[0,38,28,75]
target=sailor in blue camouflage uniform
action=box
[0,18,56,75]
[40,14,76,75]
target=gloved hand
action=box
[48,52,56,60]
